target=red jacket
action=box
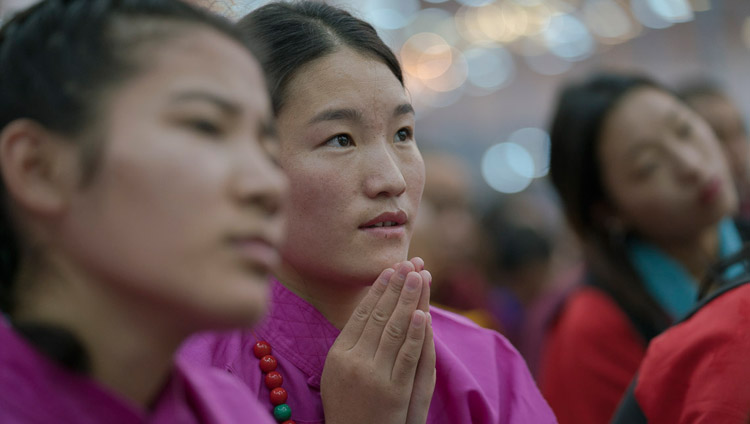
[539,286,646,424]
[613,280,750,423]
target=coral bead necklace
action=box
[253,341,295,424]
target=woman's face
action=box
[61,28,286,329]
[598,87,737,243]
[276,47,424,287]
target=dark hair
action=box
[675,78,726,104]
[236,1,403,114]
[0,0,254,368]
[548,72,672,340]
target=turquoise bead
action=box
[273,404,292,422]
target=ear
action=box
[0,119,80,217]
[591,201,628,235]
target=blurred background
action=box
[3,0,747,198]
[176,0,750,202]
[2,0,749,376]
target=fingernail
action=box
[412,310,426,328]
[398,263,411,278]
[414,257,424,269]
[427,312,432,324]
[378,268,395,286]
[404,273,420,292]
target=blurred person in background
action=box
[409,151,501,330]
[612,245,750,423]
[482,192,582,377]
[541,72,743,424]
[678,79,750,237]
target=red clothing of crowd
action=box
[539,286,646,424]
[615,282,750,423]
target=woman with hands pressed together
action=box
[181,2,555,423]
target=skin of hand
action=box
[321,259,436,424]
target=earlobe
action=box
[0,119,78,217]
[592,202,629,239]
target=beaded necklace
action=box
[253,341,295,424]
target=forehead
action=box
[603,88,680,145]
[118,28,268,113]
[280,47,407,117]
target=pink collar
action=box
[253,279,340,389]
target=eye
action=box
[394,128,413,143]
[187,119,223,137]
[324,134,355,148]
[634,162,659,179]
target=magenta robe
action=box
[0,321,275,424]
[181,280,557,423]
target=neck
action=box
[14,256,184,409]
[656,224,720,280]
[275,262,370,330]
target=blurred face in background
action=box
[686,94,750,196]
[409,154,480,280]
[276,47,424,287]
[598,87,737,245]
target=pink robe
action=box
[181,280,557,423]
[0,321,275,424]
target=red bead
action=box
[253,341,272,359]
[265,371,283,389]
[259,355,278,373]
[269,387,288,405]
[281,421,295,424]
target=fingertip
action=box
[411,256,425,271]
[397,261,415,278]
[419,270,432,287]
[404,271,421,292]
[411,310,426,328]
[374,268,396,289]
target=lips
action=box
[228,235,281,271]
[359,210,408,228]
[698,176,723,206]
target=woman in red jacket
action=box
[540,72,742,424]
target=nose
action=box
[672,143,705,183]
[362,142,407,198]
[232,144,288,216]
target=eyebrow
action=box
[308,108,362,124]
[168,91,241,116]
[394,103,415,117]
[308,103,415,125]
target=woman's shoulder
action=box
[552,286,637,339]
[179,329,257,370]
[428,306,557,424]
[635,283,750,422]
[429,306,515,353]
[173,358,275,424]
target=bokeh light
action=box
[482,143,535,194]
[584,0,638,44]
[464,44,516,95]
[507,128,550,178]
[544,13,595,61]
[361,0,420,30]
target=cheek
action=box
[403,152,426,206]
[283,161,351,231]
[606,173,682,228]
